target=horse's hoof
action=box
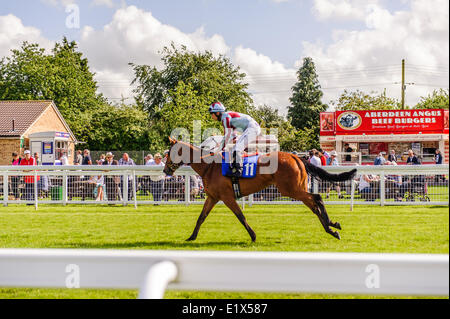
[334,222,342,230]
[333,231,341,240]
[186,236,196,242]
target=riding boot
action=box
[230,151,242,177]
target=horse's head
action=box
[163,137,182,176]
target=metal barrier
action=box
[0,249,447,298]
[0,165,448,208]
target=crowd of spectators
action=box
[5,146,446,203]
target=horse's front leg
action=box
[222,197,256,242]
[186,196,218,241]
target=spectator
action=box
[118,153,135,201]
[163,150,170,164]
[19,150,40,203]
[384,161,403,200]
[320,148,330,161]
[148,153,165,205]
[309,151,321,193]
[97,154,106,165]
[82,149,92,165]
[190,175,200,200]
[60,151,69,165]
[32,152,48,198]
[359,173,380,201]
[139,154,154,195]
[145,154,154,165]
[434,149,446,183]
[88,161,105,201]
[435,149,443,165]
[310,151,322,167]
[88,175,105,201]
[388,150,398,163]
[75,150,83,165]
[326,151,343,199]
[374,152,386,166]
[344,143,353,162]
[118,153,135,166]
[406,150,420,165]
[34,152,41,165]
[103,152,120,201]
[318,149,327,166]
[11,152,22,200]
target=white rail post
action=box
[249,194,254,207]
[184,173,190,206]
[313,178,319,194]
[133,170,137,210]
[380,172,385,207]
[3,173,8,207]
[138,261,178,299]
[34,171,38,211]
[350,179,356,212]
[123,172,128,206]
[62,172,68,206]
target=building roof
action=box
[0,100,76,141]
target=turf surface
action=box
[0,204,448,299]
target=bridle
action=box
[164,160,182,175]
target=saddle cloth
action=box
[222,152,260,178]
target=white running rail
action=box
[0,249,448,298]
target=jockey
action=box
[209,101,261,177]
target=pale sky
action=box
[1,0,448,114]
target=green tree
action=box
[86,103,154,151]
[288,57,327,131]
[280,125,319,152]
[0,38,106,143]
[250,104,318,152]
[414,89,449,109]
[333,89,401,111]
[250,104,285,128]
[0,38,157,151]
[130,45,254,143]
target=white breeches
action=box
[232,123,261,160]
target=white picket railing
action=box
[0,249,447,298]
[0,165,448,208]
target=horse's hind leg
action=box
[297,192,341,240]
[186,196,218,241]
[313,193,341,230]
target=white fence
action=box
[0,164,448,208]
[0,249,447,298]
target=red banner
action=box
[320,112,335,135]
[326,109,447,135]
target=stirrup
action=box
[230,163,242,177]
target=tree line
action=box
[0,38,448,152]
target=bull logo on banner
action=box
[337,112,362,130]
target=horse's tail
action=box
[293,155,357,182]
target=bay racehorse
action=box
[163,138,357,242]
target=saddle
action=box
[222,152,260,199]
[221,152,259,179]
